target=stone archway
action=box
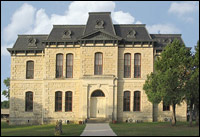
[90,90,106,118]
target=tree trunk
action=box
[195,104,199,126]
[171,104,176,126]
[189,102,194,127]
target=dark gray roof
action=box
[114,24,152,41]
[83,12,116,35]
[46,25,85,41]
[150,34,184,49]
[7,12,186,53]
[10,35,48,51]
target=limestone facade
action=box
[8,12,187,125]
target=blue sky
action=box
[1,1,199,101]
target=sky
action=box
[1,1,199,101]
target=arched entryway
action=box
[90,90,106,118]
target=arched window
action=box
[91,90,105,97]
[134,91,141,111]
[65,91,72,112]
[56,54,63,78]
[134,53,141,78]
[66,54,73,78]
[25,91,33,112]
[94,52,103,75]
[124,53,131,78]
[123,91,130,111]
[55,91,62,112]
[26,61,34,79]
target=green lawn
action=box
[1,121,86,136]
[110,122,199,136]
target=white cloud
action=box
[112,11,135,24]
[168,1,199,23]
[1,43,13,56]
[3,3,36,42]
[146,24,180,34]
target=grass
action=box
[110,122,199,136]
[1,121,86,136]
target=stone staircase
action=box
[86,118,110,123]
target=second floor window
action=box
[94,52,103,75]
[56,54,63,78]
[124,53,131,78]
[66,54,73,78]
[134,53,141,78]
[26,61,34,79]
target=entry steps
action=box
[86,118,110,123]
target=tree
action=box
[2,77,10,100]
[143,39,191,126]
[193,41,199,126]
[1,101,9,109]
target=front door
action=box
[90,90,106,118]
[90,97,106,118]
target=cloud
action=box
[3,3,36,42]
[168,1,199,23]
[112,11,135,24]
[1,43,14,56]
[146,24,180,34]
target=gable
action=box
[80,30,122,40]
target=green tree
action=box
[1,101,9,109]
[2,77,10,100]
[143,39,191,126]
[193,41,199,126]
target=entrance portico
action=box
[80,75,118,122]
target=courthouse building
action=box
[7,12,187,125]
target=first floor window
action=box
[65,91,72,112]
[124,53,131,78]
[134,91,141,111]
[123,91,130,111]
[56,54,63,78]
[25,91,33,112]
[163,103,170,111]
[94,52,103,75]
[55,91,62,112]
[66,54,73,78]
[134,53,141,78]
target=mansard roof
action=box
[7,12,186,53]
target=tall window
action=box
[55,91,62,112]
[163,102,170,111]
[26,61,34,79]
[123,91,130,111]
[56,54,63,78]
[65,91,72,112]
[134,53,141,78]
[25,91,33,112]
[134,91,141,111]
[66,54,73,78]
[94,52,103,75]
[124,53,131,78]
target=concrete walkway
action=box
[80,123,117,136]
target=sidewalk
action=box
[80,123,117,136]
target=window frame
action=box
[26,61,34,79]
[56,53,63,78]
[123,91,130,111]
[55,91,62,112]
[66,53,73,78]
[25,91,33,112]
[134,53,141,78]
[94,52,103,75]
[133,91,141,111]
[124,53,131,78]
[65,91,73,112]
